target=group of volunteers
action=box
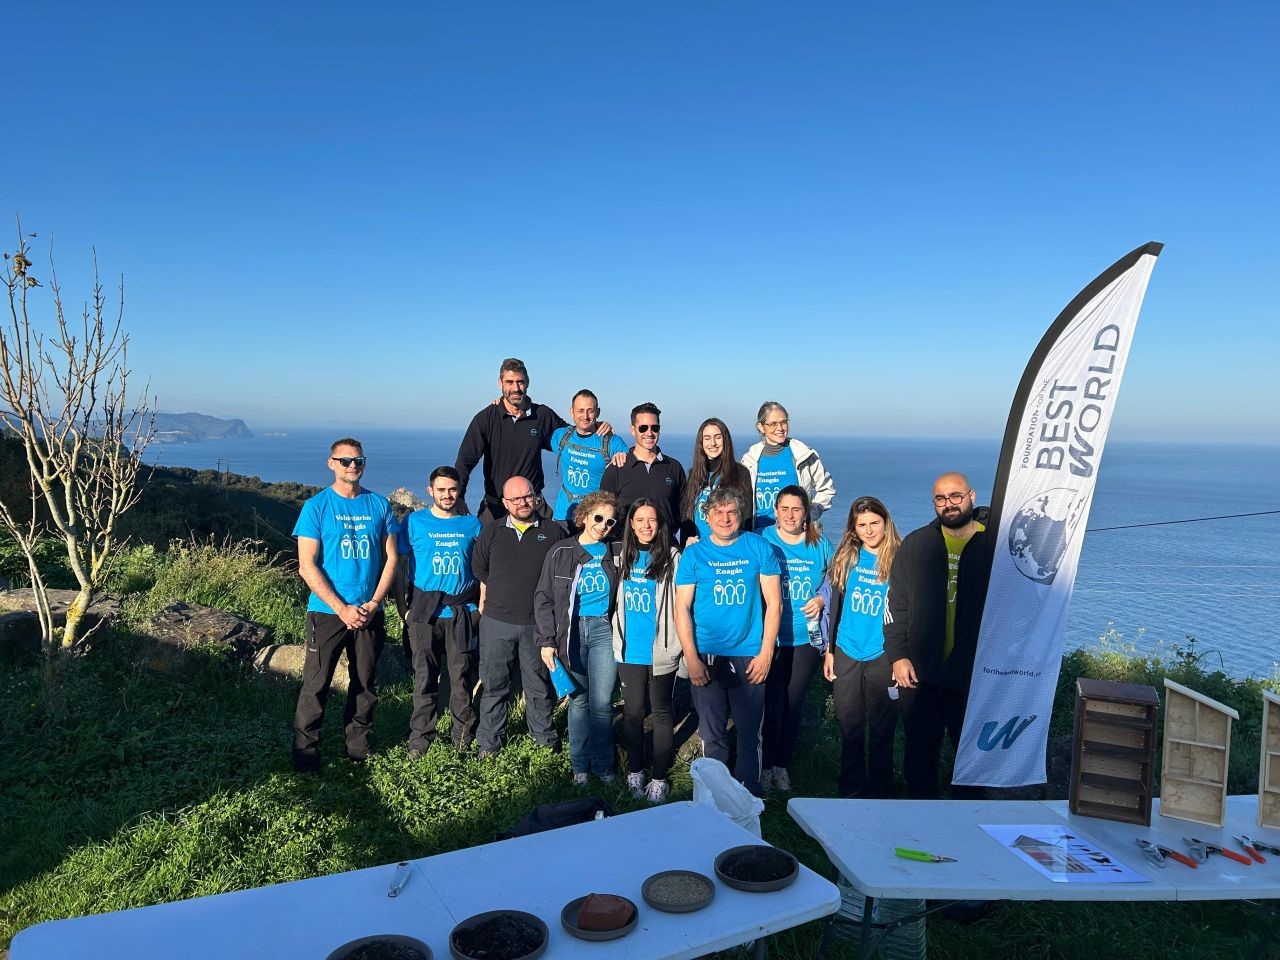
[290,358,993,805]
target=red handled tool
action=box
[1135,838,1197,868]
[1184,837,1252,866]
[1232,836,1266,863]
[1239,834,1280,858]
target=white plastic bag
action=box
[690,757,765,837]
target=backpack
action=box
[497,796,613,840]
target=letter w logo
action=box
[976,714,1038,751]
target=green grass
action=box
[1,617,1277,957]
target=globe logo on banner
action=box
[1007,487,1090,584]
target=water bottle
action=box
[876,897,927,960]
[806,616,824,650]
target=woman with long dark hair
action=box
[681,417,754,542]
[610,499,681,802]
[759,484,833,792]
[823,495,902,797]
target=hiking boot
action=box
[759,767,776,791]
[407,746,427,761]
[292,750,321,774]
[572,772,590,787]
[626,772,646,798]
[773,767,792,792]
[645,779,670,804]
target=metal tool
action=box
[1135,838,1197,868]
[1239,834,1280,857]
[387,861,412,898]
[895,847,957,863]
[1184,837,1252,866]
[1232,836,1267,863]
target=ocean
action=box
[145,428,1280,680]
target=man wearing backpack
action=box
[549,389,629,526]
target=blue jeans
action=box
[566,616,618,775]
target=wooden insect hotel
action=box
[1160,678,1238,828]
[1069,678,1160,825]
[1259,689,1280,829]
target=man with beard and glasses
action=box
[455,358,613,524]
[883,471,992,799]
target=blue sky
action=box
[7,1,1277,442]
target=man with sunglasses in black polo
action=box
[291,438,398,772]
[883,471,992,800]
[601,402,686,533]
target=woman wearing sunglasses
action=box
[759,485,833,792]
[823,495,902,798]
[610,499,682,803]
[740,401,836,531]
[536,490,622,785]
[681,416,754,543]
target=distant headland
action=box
[152,412,253,444]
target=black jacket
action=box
[883,511,992,692]
[600,449,687,531]
[472,518,568,625]
[455,401,567,517]
[534,536,621,659]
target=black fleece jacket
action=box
[882,510,992,692]
[454,401,567,517]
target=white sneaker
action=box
[773,767,793,792]
[759,767,775,791]
[572,772,589,787]
[645,779,670,803]
[626,772,646,798]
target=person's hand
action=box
[339,604,368,630]
[686,657,710,687]
[801,595,824,619]
[540,647,558,671]
[358,600,381,617]
[823,651,836,682]
[609,451,627,467]
[684,535,700,546]
[745,651,772,684]
[892,658,918,688]
[596,420,614,438]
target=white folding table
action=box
[12,801,839,959]
[788,794,1280,958]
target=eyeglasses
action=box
[332,456,367,468]
[933,491,970,506]
[504,493,541,504]
[636,424,660,434]
[763,419,789,429]
[592,514,617,528]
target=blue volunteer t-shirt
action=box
[752,448,799,530]
[620,549,656,665]
[692,483,714,541]
[676,531,781,657]
[763,527,833,646]
[835,547,890,661]
[551,428,630,521]
[293,487,396,615]
[407,510,482,619]
[575,541,611,618]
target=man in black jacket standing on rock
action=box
[884,471,992,799]
[471,475,568,756]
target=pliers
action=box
[1237,835,1280,859]
[1184,837,1252,865]
[1135,838,1197,868]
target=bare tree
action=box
[0,222,155,654]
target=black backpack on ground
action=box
[497,796,613,840]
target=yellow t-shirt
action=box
[943,522,985,659]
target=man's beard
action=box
[938,501,974,531]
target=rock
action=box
[254,640,410,692]
[139,601,272,659]
[387,487,427,519]
[0,588,123,659]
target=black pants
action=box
[293,610,385,760]
[690,655,768,794]
[476,615,559,752]
[830,648,898,797]
[761,644,822,771]
[408,612,479,751]
[897,680,971,799]
[617,663,676,780]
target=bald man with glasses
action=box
[883,472,993,799]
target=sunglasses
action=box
[332,456,367,468]
[636,424,661,434]
[592,514,617,528]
